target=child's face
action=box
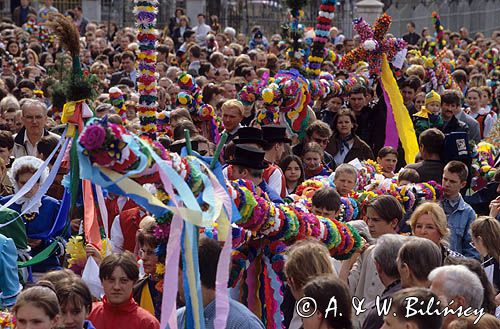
[60,301,89,329]
[334,173,357,196]
[312,206,338,220]
[303,152,321,170]
[426,101,441,114]
[398,179,411,186]
[415,93,425,110]
[377,154,398,174]
[285,160,302,183]
[466,91,481,109]
[326,97,343,112]
[480,90,491,107]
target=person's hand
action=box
[28,239,42,248]
[70,218,82,233]
[489,196,500,218]
[85,244,103,266]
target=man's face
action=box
[441,103,458,120]
[121,57,134,72]
[22,106,46,135]
[120,37,129,50]
[222,83,237,100]
[344,41,355,52]
[21,0,29,7]
[216,68,230,82]
[187,34,196,43]
[102,266,135,305]
[349,93,366,112]
[407,23,414,33]
[307,132,329,151]
[3,112,16,132]
[401,87,416,105]
[197,15,205,25]
[231,166,248,180]
[15,112,23,133]
[442,169,466,199]
[222,107,243,131]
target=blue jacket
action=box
[441,196,480,259]
[259,181,283,204]
[0,234,21,308]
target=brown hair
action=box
[305,120,332,138]
[284,239,334,290]
[444,160,468,182]
[367,195,404,224]
[99,251,139,282]
[302,142,324,161]
[377,146,398,158]
[470,216,500,260]
[398,237,442,281]
[13,285,60,320]
[57,277,93,314]
[390,288,443,329]
[332,108,358,134]
[398,168,420,183]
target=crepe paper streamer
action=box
[210,133,228,169]
[184,129,193,155]
[17,239,59,267]
[95,185,109,239]
[28,189,70,240]
[382,85,398,149]
[83,180,102,249]
[0,132,66,217]
[264,255,284,328]
[61,100,93,138]
[380,54,418,164]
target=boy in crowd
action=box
[333,164,358,196]
[397,168,420,186]
[412,90,443,138]
[376,146,398,178]
[311,187,342,220]
[440,161,479,259]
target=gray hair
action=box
[0,95,20,113]
[20,98,48,116]
[373,234,408,278]
[429,265,484,309]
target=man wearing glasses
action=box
[13,99,59,158]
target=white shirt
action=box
[469,107,496,138]
[193,23,212,45]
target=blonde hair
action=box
[409,202,450,241]
[284,239,334,290]
[406,64,426,81]
[221,99,244,116]
[471,216,500,260]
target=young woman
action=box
[13,284,61,329]
[470,216,500,292]
[279,155,305,195]
[302,142,331,179]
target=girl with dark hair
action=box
[302,275,353,329]
[13,283,61,329]
[279,155,305,195]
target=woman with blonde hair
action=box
[470,216,500,293]
[409,202,462,262]
[284,239,335,329]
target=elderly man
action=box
[429,265,485,328]
[13,99,59,158]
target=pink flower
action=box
[80,124,106,151]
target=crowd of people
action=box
[0,1,499,329]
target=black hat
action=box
[254,31,263,39]
[233,127,268,147]
[227,145,268,169]
[262,125,292,144]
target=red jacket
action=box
[88,296,159,329]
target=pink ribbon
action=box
[382,81,399,148]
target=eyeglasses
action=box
[312,137,329,145]
[24,115,44,121]
[469,241,476,248]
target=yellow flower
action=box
[156,263,165,275]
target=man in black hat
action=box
[228,145,283,204]
[262,125,291,198]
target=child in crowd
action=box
[279,155,305,195]
[414,91,425,111]
[376,146,398,178]
[397,168,420,186]
[302,142,331,179]
[466,87,497,138]
[333,163,358,196]
[311,187,341,220]
[412,90,443,137]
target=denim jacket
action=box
[441,196,480,259]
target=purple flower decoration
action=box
[80,124,106,151]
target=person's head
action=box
[333,164,357,196]
[332,108,357,138]
[99,251,139,305]
[470,216,500,260]
[442,160,468,199]
[13,284,61,329]
[401,76,422,106]
[9,156,49,197]
[448,314,500,329]
[414,91,425,110]
[425,90,441,114]
[311,187,341,219]
[373,234,407,284]
[0,130,14,164]
[440,89,462,120]
[137,218,159,275]
[324,95,343,113]
[120,51,135,73]
[21,99,48,136]
[302,142,323,171]
[409,202,450,246]
[302,275,352,329]
[221,99,244,131]
[452,69,468,89]
[348,85,367,113]
[377,146,398,175]
[382,287,443,329]
[169,108,192,127]
[279,155,304,188]
[479,86,492,108]
[197,13,205,24]
[397,237,442,288]
[36,135,59,162]
[56,277,93,329]
[179,15,189,27]
[418,128,444,158]
[365,195,403,238]
[429,265,483,312]
[305,120,332,150]
[466,87,482,110]
[407,22,416,33]
[284,239,335,300]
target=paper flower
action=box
[79,124,106,151]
